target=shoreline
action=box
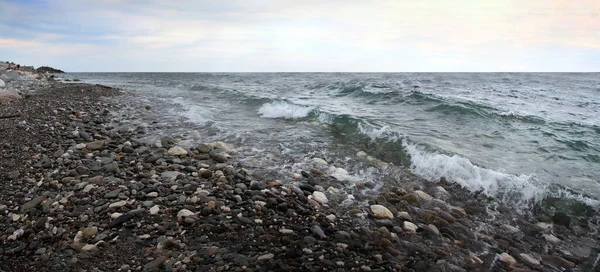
[1,80,599,271]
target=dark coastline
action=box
[0,80,599,271]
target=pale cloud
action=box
[0,0,598,71]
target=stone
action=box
[541,255,575,269]
[82,227,98,239]
[312,158,328,165]
[83,184,95,193]
[22,196,44,210]
[312,191,328,204]
[161,171,183,181]
[76,143,87,149]
[168,146,188,156]
[110,212,136,227]
[7,170,19,179]
[86,140,104,150]
[257,253,274,261]
[543,234,561,244]
[398,211,412,221]
[81,244,98,252]
[403,194,419,205]
[370,205,393,219]
[198,169,213,178]
[448,205,467,217]
[146,192,158,198]
[103,161,118,172]
[414,190,432,201]
[149,205,160,215]
[177,209,195,219]
[519,253,540,266]
[109,200,127,208]
[0,79,4,87]
[161,136,177,149]
[403,221,418,232]
[326,214,336,222]
[104,189,121,199]
[499,253,517,266]
[144,256,167,271]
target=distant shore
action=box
[0,71,599,271]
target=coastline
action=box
[0,80,599,271]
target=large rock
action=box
[0,79,5,88]
[168,146,188,156]
[370,205,394,219]
[0,90,21,103]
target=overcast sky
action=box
[0,0,598,72]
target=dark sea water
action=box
[69,73,600,213]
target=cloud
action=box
[0,0,598,71]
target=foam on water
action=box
[403,142,547,210]
[258,101,313,119]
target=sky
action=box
[0,0,598,72]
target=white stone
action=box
[110,212,123,219]
[177,209,195,219]
[154,140,163,148]
[146,192,158,198]
[519,253,540,266]
[12,214,21,221]
[0,79,5,88]
[370,204,394,219]
[75,143,86,149]
[356,151,367,158]
[109,200,127,208]
[168,146,188,156]
[414,190,432,201]
[312,158,328,165]
[403,221,418,232]
[326,214,336,222]
[257,253,274,261]
[398,211,412,221]
[82,184,95,193]
[501,224,520,233]
[279,228,294,234]
[312,191,328,204]
[81,244,98,252]
[149,205,160,215]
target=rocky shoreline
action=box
[1,81,599,272]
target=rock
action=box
[161,171,183,181]
[103,161,118,172]
[403,221,418,232]
[398,211,412,221]
[0,79,4,87]
[541,255,575,269]
[198,169,213,178]
[196,144,212,153]
[82,227,98,239]
[81,244,98,252]
[4,70,20,81]
[312,191,328,204]
[312,158,328,166]
[257,253,274,262]
[499,253,517,266]
[108,200,127,208]
[448,205,467,217]
[104,189,121,199]
[403,194,419,206]
[370,205,393,219]
[519,253,540,266]
[22,196,44,211]
[177,209,195,219]
[311,225,326,238]
[144,256,167,271]
[414,190,432,201]
[146,192,158,198]
[168,146,188,156]
[76,143,86,149]
[210,152,229,163]
[249,180,265,190]
[86,140,104,150]
[326,214,336,222]
[149,205,160,215]
[161,136,177,149]
[110,213,136,227]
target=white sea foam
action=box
[258,101,313,119]
[403,142,548,210]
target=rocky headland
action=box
[0,69,599,272]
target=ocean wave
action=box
[257,101,314,119]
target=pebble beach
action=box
[1,73,599,271]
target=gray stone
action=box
[103,162,118,172]
[104,189,121,199]
[160,136,177,149]
[86,140,104,150]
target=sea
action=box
[69,73,600,216]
